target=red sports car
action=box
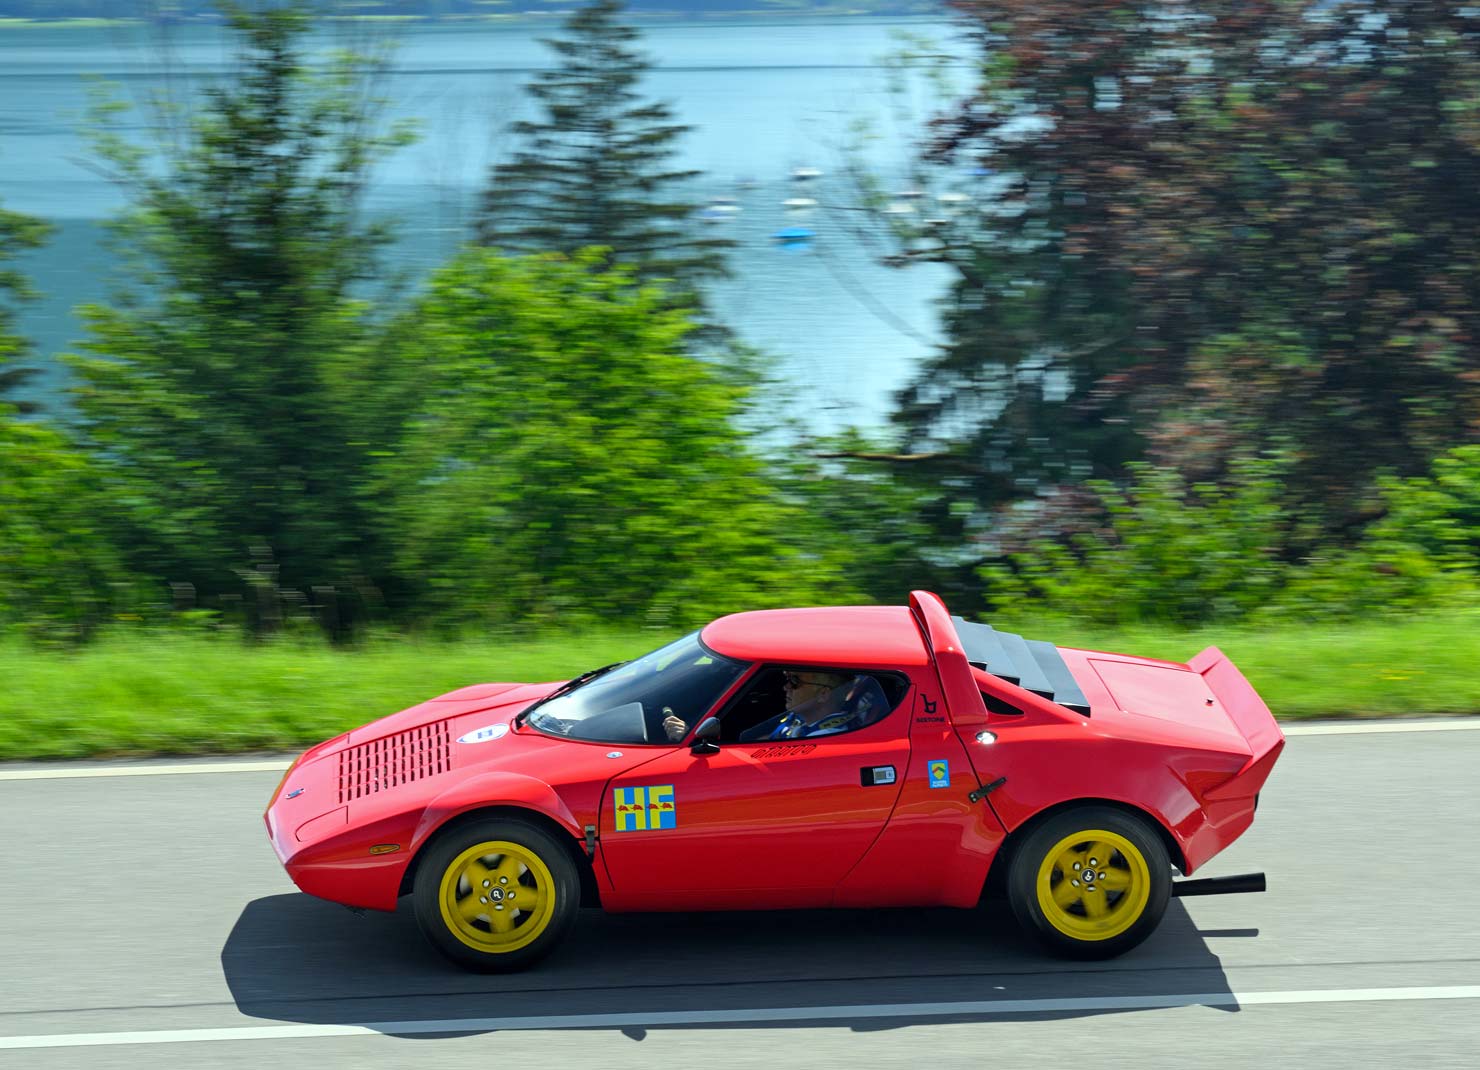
[265,591,1282,971]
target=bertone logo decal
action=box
[457,723,509,744]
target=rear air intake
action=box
[338,722,451,803]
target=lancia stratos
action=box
[264,591,1282,971]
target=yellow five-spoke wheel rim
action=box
[1035,827,1151,942]
[438,840,557,954]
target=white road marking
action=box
[0,718,1475,782]
[2,985,1478,1049]
[0,761,291,781]
[1281,720,1480,736]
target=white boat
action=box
[791,166,823,181]
[783,197,818,210]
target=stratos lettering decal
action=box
[457,723,509,744]
[613,784,677,831]
[751,743,817,760]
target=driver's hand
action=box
[662,712,688,742]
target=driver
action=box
[661,671,887,742]
[738,671,888,741]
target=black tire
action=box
[1005,805,1171,960]
[412,817,580,972]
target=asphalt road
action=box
[2,722,1479,1069]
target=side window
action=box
[718,667,909,743]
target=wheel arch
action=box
[983,796,1186,900]
[397,804,602,908]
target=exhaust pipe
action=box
[1171,872,1266,897]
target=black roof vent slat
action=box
[996,630,1056,699]
[950,617,1021,684]
[1024,639,1092,716]
[947,615,1092,717]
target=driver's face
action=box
[784,672,834,696]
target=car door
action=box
[597,667,914,911]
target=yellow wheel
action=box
[413,819,579,972]
[1007,806,1171,959]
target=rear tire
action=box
[412,818,580,972]
[1006,805,1171,959]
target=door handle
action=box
[860,766,896,786]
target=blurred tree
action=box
[780,428,982,606]
[476,0,731,309]
[898,0,1480,531]
[982,458,1297,626]
[0,198,122,643]
[65,3,415,633]
[377,248,850,628]
[1271,444,1480,620]
[0,412,131,643]
[0,199,51,412]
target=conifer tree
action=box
[0,199,50,411]
[477,0,730,302]
[66,3,414,631]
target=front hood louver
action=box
[338,720,452,803]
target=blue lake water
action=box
[0,16,971,428]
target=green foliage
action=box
[903,0,1480,527]
[64,2,415,630]
[477,0,731,305]
[1270,446,1480,619]
[778,429,981,605]
[0,411,130,642]
[984,459,1295,626]
[377,247,847,628]
[0,197,52,407]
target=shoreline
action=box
[1,10,949,31]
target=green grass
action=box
[0,628,653,761]
[1,610,1477,761]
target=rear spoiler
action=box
[1190,646,1285,800]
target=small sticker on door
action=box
[927,760,950,788]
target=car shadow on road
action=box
[222,892,1247,1038]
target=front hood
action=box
[346,681,558,745]
[325,680,666,791]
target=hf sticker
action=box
[612,784,677,831]
[927,759,950,788]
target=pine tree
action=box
[477,0,730,303]
[65,3,414,632]
[0,199,51,412]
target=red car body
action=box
[266,591,1281,927]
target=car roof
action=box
[700,605,930,669]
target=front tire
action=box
[412,818,580,972]
[1006,806,1171,959]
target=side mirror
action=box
[690,716,721,755]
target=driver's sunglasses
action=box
[782,672,813,689]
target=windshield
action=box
[525,633,745,745]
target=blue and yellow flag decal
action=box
[927,760,950,788]
[612,784,677,831]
